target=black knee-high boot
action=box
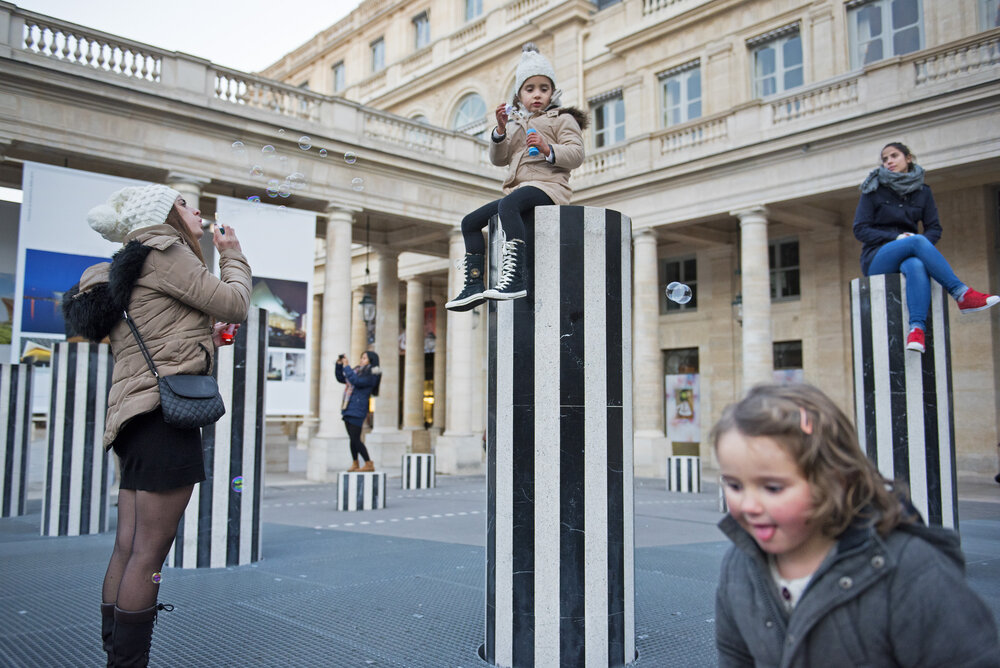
[112,603,172,667]
[101,603,115,667]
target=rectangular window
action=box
[371,38,385,73]
[769,238,800,300]
[592,95,625,149]
[848,0,923,69]
[660,256,698,314]
[659,62,702,127]
[465,0,482,21]
[332,61,345,93]
[981,0,1000,29]
[773,340,803,370]
[750,28,803,98]
[594,0,623,8]
[413,12,430,49]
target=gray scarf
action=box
[860,164,925,196]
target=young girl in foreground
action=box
[712,383,999,668]
[446,42,586,311]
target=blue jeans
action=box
[868,235,965,329]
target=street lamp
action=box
[359,292,376,325]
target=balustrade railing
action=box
[506,0,550,22]
[21,17,163,82]
[450,19,486,51]
[914,33,1000,86]
[659,116,727,154]
[213,67,322,122]
[771,77,859,124]
[643,0,711,16]
[363,113,448,154]
[578,147,627,179]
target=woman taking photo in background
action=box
[335,351,381,472]
[64,184,251,666]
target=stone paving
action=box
[1,446,998,667]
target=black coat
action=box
[853,183,941,275]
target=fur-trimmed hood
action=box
[62,240,152,342]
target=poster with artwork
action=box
[216,196,315,414]
[665,373,700,443]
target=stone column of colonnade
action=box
[435,229,484,473]
[431,289,447,440]
[166,173,212,261]
[631,228,669,477]
[350,287,368,362]
[308,207,357,481]
[733,207,774,390]
[402,278,429,452]
[364,247,409,473]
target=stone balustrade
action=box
[914,32,1000,86]
[770,76,860,124]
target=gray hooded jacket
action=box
[715,513,1000,667]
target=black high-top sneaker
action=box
[446,253,487,311]
[484,239,527,300]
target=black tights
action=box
[460,186,552,255]
[102,485,194,611]
[344,422,370,463]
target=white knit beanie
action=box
[513,42,556,99]
[87,184,181,242]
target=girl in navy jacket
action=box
[335,351,381,471]
[853,142,998,353]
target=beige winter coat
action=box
[76,225,251,447]
[489,108,585,205]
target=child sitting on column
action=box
[713,383,999,666]
[446,42,587,311]
[853,141,999,353]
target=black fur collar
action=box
[62,241,152,341]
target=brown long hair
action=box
[710,383,910,537]
[164,204,207,267]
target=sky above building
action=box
[15,0,362,73]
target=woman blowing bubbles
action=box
[853,142,998,353]
[64,184,250,666]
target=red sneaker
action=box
[906,327,925,353]
[958,288,1000,314]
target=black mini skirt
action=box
[111,407,206,491]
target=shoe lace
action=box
[495,241,520,290]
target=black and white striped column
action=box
[42,343,113,536]
[484,206,635,668]
[167,307,267,568]
[402,453,435,489]
[667,456,701,493]
[1,364,34,518]
[850,275,957,528]
[338,471,387,510]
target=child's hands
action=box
[495,103,508,135]
[526,130,550,157]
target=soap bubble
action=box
[344,151,358,164]
[231,140,246,155]
[231,476,243,493]
[266,179,280,198]
[286,172,307,190]
[261,145,276,157]
[151,572,162,584]
[277,182,292,198]
[249,165,264,178]
[298,136,312,150]
[247,195,261,204]
[318,148,328,157]
[351,177,365,192]
[665,281,692,305]
[277,128,285,136]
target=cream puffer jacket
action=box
[66,224,251,447]
[489,107,585,206]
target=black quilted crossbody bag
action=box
[123,310,226,429]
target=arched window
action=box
[452,93,488,140]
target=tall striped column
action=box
[1,364,34,518]
[42,343,113,536]
[850,275,957,528]
[167,307,267,568]
[484,206,635,668]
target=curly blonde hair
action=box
[710,383,910,537]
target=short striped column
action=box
[167,308,267,568]
[42,343,113,536]
[484,206,635,668]
[667,456,701,493]
[1,364,33,518]
[401,453,435,489]
[338,471,387,510]
[850,275,957,528]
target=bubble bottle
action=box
[526,128,540,156]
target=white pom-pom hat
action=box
[87,184,181,242]
[513,42,556,99]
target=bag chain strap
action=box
[122,310,160,379]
